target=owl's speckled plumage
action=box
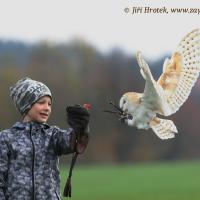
[120,29,200,139]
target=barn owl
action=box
[119,29,200,140]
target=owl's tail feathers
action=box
[149,117,178,140]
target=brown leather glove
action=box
[66,104,90,154]
[64,104,91,197]
[66,105,90,134]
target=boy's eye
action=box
[38,101,44,104]
[37,101,52,106]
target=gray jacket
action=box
[0,121,76,200]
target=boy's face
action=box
[24,96,52,123]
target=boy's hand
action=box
[66,104,90,135]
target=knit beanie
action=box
[10,77,52,115]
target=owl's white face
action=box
[119,92,142,114]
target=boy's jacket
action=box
[0,122,75,200]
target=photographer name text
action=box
[124,6,200,15]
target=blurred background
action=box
[1,37,200,164]
[0,0,200,199]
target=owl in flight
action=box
[119,29,200,140]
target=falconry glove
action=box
[64,104,90,197]
[66,104,90,136]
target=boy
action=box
[0,77,90,200]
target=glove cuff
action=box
[76,133,89,154]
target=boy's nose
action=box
[44,104,51,111]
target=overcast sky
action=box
[0,0,199,59]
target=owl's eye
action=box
[123,100,126,104]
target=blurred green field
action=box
[60,161,200,200]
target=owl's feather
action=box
[136,51,171,116]
[136,29,200,116]
[158,29,200,115]
[150,117,178,140]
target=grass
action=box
[60,161,200,200]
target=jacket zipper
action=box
[30,124,36,200]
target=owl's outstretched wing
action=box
[136,51,170,115]
[157,29,200,116]
[149,117,178,140]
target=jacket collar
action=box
[12,121,50,131]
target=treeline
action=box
[0,39,200,164]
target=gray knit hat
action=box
[10,77,52,115]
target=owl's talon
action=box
[104,100,131,122]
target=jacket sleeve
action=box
[0,133,9,200]
[51,127,76,156]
